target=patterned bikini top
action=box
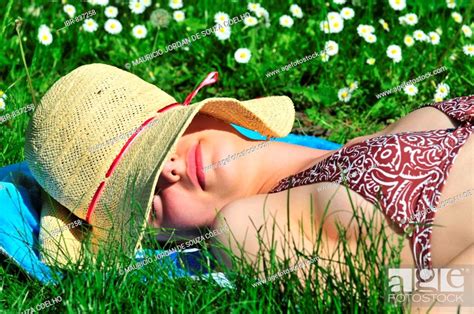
[268,95,474,277]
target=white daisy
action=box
[0,98,5,111]
[234,48,252,64]
[214,25,231,40]
[214,12,229,24]
[389,0,406,11]
[451,12,462,23]
[247,3,261,13]
[63,4,76,18]
[333,0,346,4]
[320,52,330,62]
[378,18,390,31]
[143,0,152,7]
[326,12,344,33]
[364,33,377,43]
[338,88,351,102]
[173,10,185,22]
[366,57,375,65]
[169,0,183,9]
[290,4,303,18]
[349,81,358,92]
[401,13,418,26]
[279,15,294,28]
[462,44,474,57]
[256,6,269,19]
[320,21,330,33]
[325,40,339,56]
[386,44,402,62]
[38,25,53,45]
[340,7,354,20]
[244,16,258,26]
[104,19,122,34]
[413,30,428,42]
[403,84,418,96]
[357,24,374,37]
[436,83,450,98]
[446,0,456,9]
[434,93,444,102]
[132,25,147,38]
[327,11,342,22]
[105,6,118,18]
[461,25,472,37]
[398,15,407,25]
[83,18,99,32]
[403,34,414,46]
[428,31,440,45]
[130,0,146,14]
[96,0,109,5]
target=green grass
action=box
[0,0,473,312]
[1,179,407,313]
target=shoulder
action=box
[211,193,285,230]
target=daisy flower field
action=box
[0,1,473,313]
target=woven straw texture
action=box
[24,63,295,265]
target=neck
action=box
[246,140,333,194]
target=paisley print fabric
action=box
[269,95,474,276]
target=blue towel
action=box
[0,130,341,285]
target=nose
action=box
[157,154,184,188]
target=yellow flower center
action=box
[440,87,446,92]
[240,53,246,59]
[341,92,347,97]
[111,24,116,29]
[42,35,48,40]
[137,29,143,34]
[391,49,397,54]
[395,0,401,3]
[333,22,339,27]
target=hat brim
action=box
[38,96,294,266]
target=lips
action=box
[195,142,206,189]
[186,142,206,190]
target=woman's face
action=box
[148,113,253,229]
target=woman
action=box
[150,96,474,281]
[26,64,472,284]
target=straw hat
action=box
[24,63,295,266]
